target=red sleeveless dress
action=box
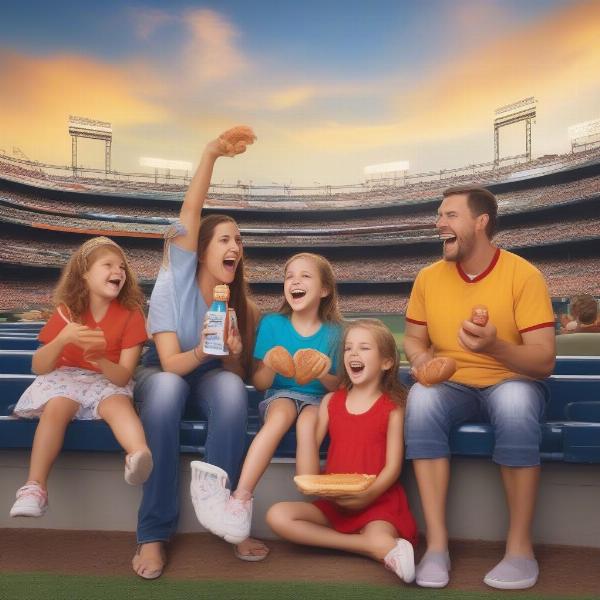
[313,388,418,546]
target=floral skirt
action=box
[13,367,134,420]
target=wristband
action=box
[193,346,202,362]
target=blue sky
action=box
[0,0,598,184]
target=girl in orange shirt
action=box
[10,236,151,518]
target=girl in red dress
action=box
[267,318,418,584]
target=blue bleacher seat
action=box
[1,336,600,463]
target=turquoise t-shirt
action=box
[253,313,342,396]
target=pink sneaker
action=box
[384,538,415,583]
[10,482,48,518]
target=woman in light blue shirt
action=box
[132,127,265,577]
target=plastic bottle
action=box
[202,285,230,356]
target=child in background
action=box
[267,319,418,584]
[10,236,151,518]
[191,252,343,560]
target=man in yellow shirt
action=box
[404,186,555,590]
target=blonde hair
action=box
[339,318,407,406]
[279,252,342,323]
[53,236,145,322]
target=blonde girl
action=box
[192,252,343,560]
[267,319,418,584]
[10,237,151,518]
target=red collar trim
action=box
[457,248,500,283]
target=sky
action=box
[0,0,599,185]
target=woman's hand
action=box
[226,320,243,356]
[204,125,256,159]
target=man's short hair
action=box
[442,186,498,239]
[570,294,598,325]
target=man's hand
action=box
[458,319,498,354]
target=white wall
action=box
[2,450,599,548]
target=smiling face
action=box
[201,221,243,284]
[283,256,328,315]
[436,193,486,263]
[83,248,126,301]
[343,326,393,387]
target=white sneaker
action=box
[190,461,230,536]
[222,496,253,544]
[384,538,415,583]
[125,449,153,486]
[10,482,48,518]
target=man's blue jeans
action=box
[405,379,547,467]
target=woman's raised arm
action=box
[175,126,256,252]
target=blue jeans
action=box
[405,379,547,467]
[134,366,248,543]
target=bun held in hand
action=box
[414,356,457,386]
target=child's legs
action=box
[236,398,297,495]
[267,501,399,561]
[97,394,148,455]
[28,396,80,488]
[295,405,320,475]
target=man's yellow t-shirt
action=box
[406,248,554,387]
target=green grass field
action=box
[0,573,595,600]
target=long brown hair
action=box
[279,252,342,323]
[339,318,407,406]
[197,214,257,378]
[53,236,145,322]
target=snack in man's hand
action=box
[294,473,376,497]
[264,346,296,378]
[293,349,331,385]
[413,357,457,387]
[218,125,256,155]
[471,305,489,327]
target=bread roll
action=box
[471,305,489,327]
[414,357,457,386]
[264,346,296,378]
[293,349,330,385]
[294,473,376,497]
[218,126,256,155]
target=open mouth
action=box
[290,289,307,300]
[348,361,365,374]
[439,232,457,247]
[107,278,121,288]
[223,257,237,271]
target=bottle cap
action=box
[214,284,230,302]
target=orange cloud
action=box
[292,0,600,150]
[183,8,248,82]
[0,49,171,164]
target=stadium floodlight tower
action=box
[68,116,112,175]
[139,157,193,183]
[364,160,410,186]
[493,97,537,165]
[568,118,600,153]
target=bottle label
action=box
[203,310,229,355]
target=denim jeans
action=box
[133,366,248,543]
[405,379,547,467]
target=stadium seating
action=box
[1,326,599,463]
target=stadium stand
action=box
[1,329,599,463]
